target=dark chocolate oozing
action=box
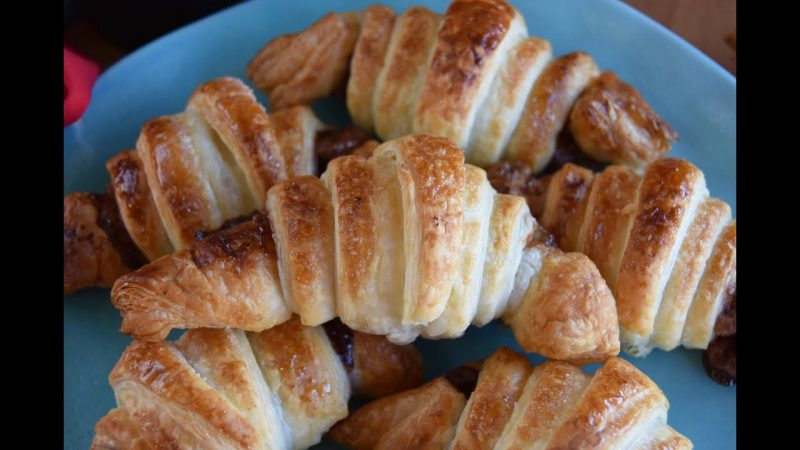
[90,191,148,269]
[541,129,609,175]
[194,211,263,242]
[315,126,374,173]
[444,365,480,398]
[323,318,355,372]
[703,335,736,386]
[190,211,275,271]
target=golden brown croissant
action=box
[64,77,328,294]
[90,316,423,450]
[247,0,677,172]
[112,134,620,364]
[487,159,735,376]
[330,347,691,450]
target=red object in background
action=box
[64,47,100,126]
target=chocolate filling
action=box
[89,192,148,269]
[541,128,610,175]
[194,211,264,242]
[444,365,480,398]
[703,335,736,386]
[703,282,736,386]
[323,318,355,372]
[314,126,374,173]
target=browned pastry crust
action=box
[248,0,676,170]
[247,12,360,110]
[413,0,521,147]
[491,157,735,360]
[331,348,692,450]
[64,77,321,294]
[137,114,224,249]
[92,318,423,450]
[91,408,152,450]
[350,330,424,398]
[503,245,620,364]
[328,377,467,450]
[64,192,146,294]
[185,77,301,207]
[373,6,441,140]
[507,52,599,172]
[267,176,337,327]
[112,211,290,341]
[570,71,678,168]
[347,5,397,130]
[112,135,619,363]
[448,348,531,449]
[106,150,174,261]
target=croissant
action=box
[90,316,423,450]
[111,134,620,364]
[64,76,327,294]
[487,158,736,382]
[247,0,677,172]
[329,347,691,450]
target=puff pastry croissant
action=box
[487,158,736,365]
[64,77,323,294]
[247,0,677,172]
[112,134,620,364]
[91,316,423,450]
[330,347,691,450]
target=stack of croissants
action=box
[65,0,735,448]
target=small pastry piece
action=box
[488,158,736,376]
[90,317,423,450]
[247,12,360,110]
[330,347,692,450]
[248,0,677,171]
[112,135,619,364]
[91,408,151,450]
[569,71,678,168]
[63,192,147,294]
[64,77,322,294]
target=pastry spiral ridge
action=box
[531,159,736,355]
[247,0,677,172]
[112,135,620,364]
[91,317,423,450]
[329,347,692,450]
[64,77,322,293]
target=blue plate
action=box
[64,0,736,448]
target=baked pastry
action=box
[112,134,620,364]
[248,0,677,172]
[90,316,423,450]
[329,347,691,450]
[64,76,332,294]
[487,158,736,384]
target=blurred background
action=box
[64,0,736,74]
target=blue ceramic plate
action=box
[64,0,736,448]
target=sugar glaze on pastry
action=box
[90,317,422,450]
[248,0,677,171]
[488,159,736,359]
[64,77,326,294]
[112,135,620,364]
[330,347,691,450]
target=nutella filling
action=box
[89,192,147,269]
[703,282,736,386]
[444,365,480,398]
[315,126,374,173]
[323,318,355,372]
